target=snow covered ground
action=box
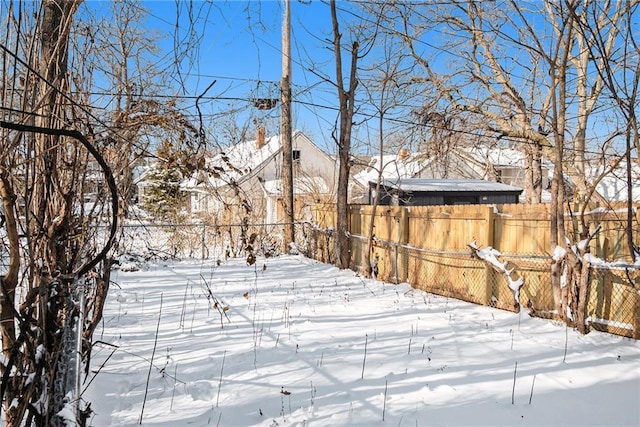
[84,255,640,426]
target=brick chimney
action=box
[256,126,265,149]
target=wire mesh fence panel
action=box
[397,244,410,284]
[349,234,367,273]
[116,224,208,259]
[406,248,491,306]
[303,226,640,339]
[300,223,334,264]
[511,257,556,316]
[372,241,396,282]
[114,222,289,261]
[367,241,409,284]
[587,266,640,339]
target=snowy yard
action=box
[85,255,640,426]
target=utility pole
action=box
[281,0,295,252]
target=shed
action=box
[369,178,523,206]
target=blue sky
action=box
[141,0,343,152]
[80,1,634,156]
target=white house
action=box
[181,129,338,227]
[584,158,640,203]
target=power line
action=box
[0,43,147,150]
[2,2,630,162]
[47,86,622,159]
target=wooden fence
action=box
[307,203,640,339]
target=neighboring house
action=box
[132,163,153,205]
[585,158,640,203]
[83,152,155,207]
[82,160,105,202]
[350,145,551,203]
[456,146,551,190]
[350,149,430,203]
[370,178,523,206]
[181,129,338,227]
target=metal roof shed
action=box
[369,178,523,206]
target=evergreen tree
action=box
[143,140,187,221]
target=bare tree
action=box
[358,25,418,278]
[571,0,640,262]
[82,0,201,221]
[0,1,93,424]
[542,0,634,333]
[384,1,551,204]
[330,0,360,269]
[386,0,635,333]
[0,1,205,423]
[0,1,275,424]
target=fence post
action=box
[485,206,496,306]
[75,279,86,420]
[396,207,409,283]
[399,207,409,245]
[634,288,640,340]
[394,243,399,284]
[201,224,206,260]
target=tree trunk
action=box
[336,157,351,269]
[0,173,21,424]
[24,1,81,424]
[331,0,359,270]
[576,255,591,334]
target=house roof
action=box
[587,160,640,202]
[459,146,553,168]
[181,130,334,193]
[205,131,282,187]
[375,178,523,193]
[352,145,553,190]
[352,152,427,187]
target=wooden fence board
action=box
[407,205,492,250]
[494,204,552,255]
[307,202,639,339]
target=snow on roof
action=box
[461,146,554,169]
[206,132,282,187]
[180,176,210,193]
[464,146,524,166]
[377,178,523,193]
[352,145,552,189]
[132,164,154,185]
[180,132,284,191]
[587,161,640,202]
[352,152,426,187]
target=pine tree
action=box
[143,140,187,221]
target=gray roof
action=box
[375,178,523,193]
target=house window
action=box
[292,150,301,162]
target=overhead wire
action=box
[235,1,626,157]
[2,2,631,160]
[0,40,187,160]
[133,1,624,152]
